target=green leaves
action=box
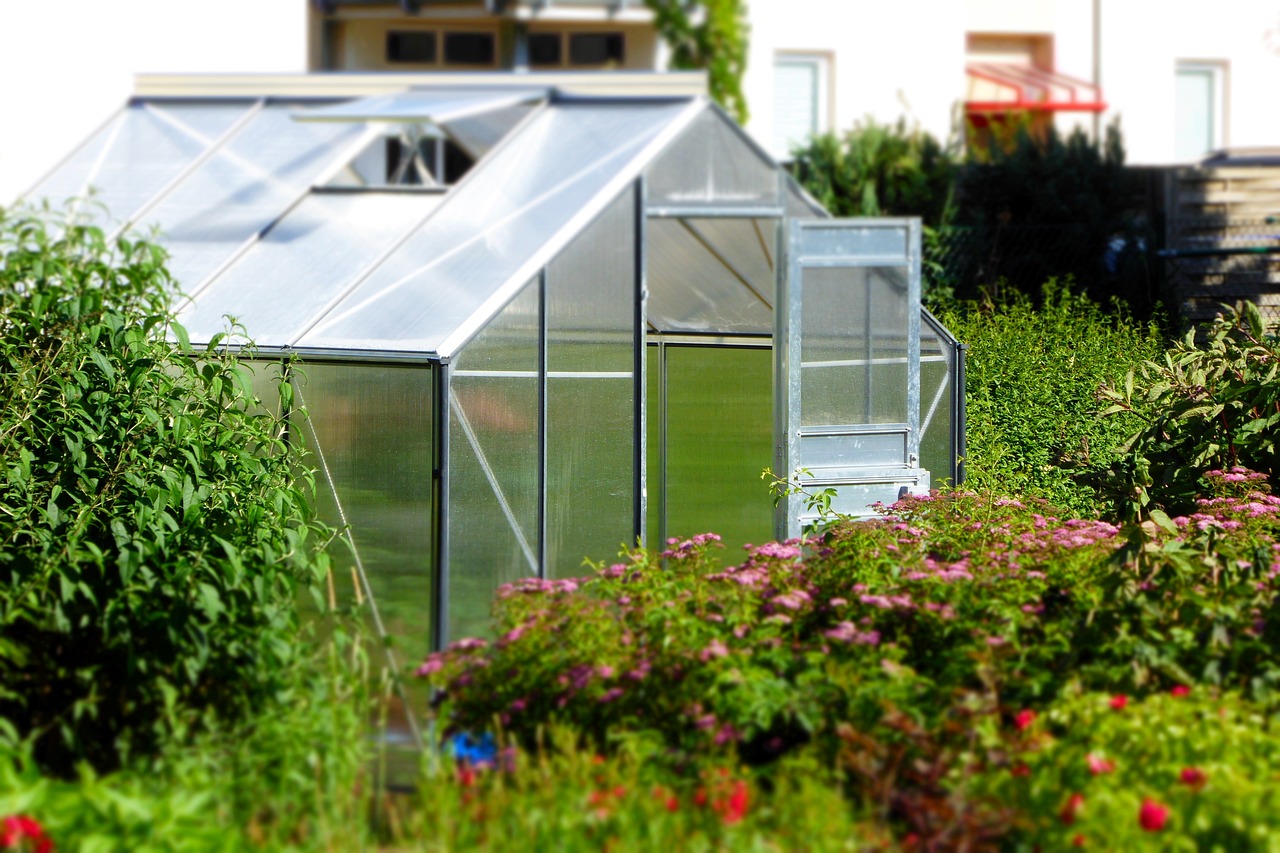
[0,205,332,774]
[1101,301,1280,519]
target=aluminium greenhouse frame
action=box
[20,74,966,754]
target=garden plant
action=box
[4,194,1280,850]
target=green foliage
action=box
[0,623,374,851]
[645,0,750,123]
[953,120,1153,312]
[937,281,1165,517]
[393,732,877,850]
[1101,301,1280,519]
[788,117,957,226]
[969,690,1280,849]
[0,208,332,773]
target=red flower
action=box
[715,779,750,825]
[665,795,679,812]
[1138,798,1169,832]
[1013,709,1036,731]
[1109,694,1128,710]
[1170,685,1191,697]
[1180,767,1208,789]
[1086,753,1115,775]
[1071,833,1087,847]
[0,816,51,853]
[693,787,708,807]
[1010,762,1032,777]
[1060,792,1085,825]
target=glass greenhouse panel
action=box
[799,266,910,426]
[646,108,778,207]
[663,345,772,558]
[291,363,435,673]
[293,89,546,124]
[25,101,252,225]
[646,218,773,334]
[920,310,958,485]
[545,189,636,576]
[145,103,367,290]
[448,281,540,640]
[180,191,439,347]
[297,101,692,354]
[445,102,539,159]
[785,177,827,218]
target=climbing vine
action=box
[645,0,750,124]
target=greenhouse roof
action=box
[24,73,804,358]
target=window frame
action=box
[1174,59,1229,162]
[771,51,833,161]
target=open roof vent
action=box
[293,88,546,190]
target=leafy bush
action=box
[1101,301,1280,519]
[969,689,1280,849]
[954,120,1153,312]
[937,281,1165,517]
[0,209,332,772]
[788,117,956,226]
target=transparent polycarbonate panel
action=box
[547,188,635,371]
[147,103,367,289]
[800,265,910,426]
[691,218,776,300]
[802,224,909,260]
[546,376,633,577]
[545,189,635,577]
[242,359,288,420]
[785,176,828,218]
[293,89,546,124]
[25,101,252,224]
[647,218,772,334]
[293,363,434,673]
[448,282,540,640]
[180,191,439,347]
[920,313,956,485]
[664,346,772,560]
[298,101,692,354]
[646,108,778,207]
[445,102,538,159]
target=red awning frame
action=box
[965,62,1106,113]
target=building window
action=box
[443,32,497,66]
[569,33,625,66]
[1175,61,1227,162]
[773,53,830,159]
[528,33,562,67]
[386,30,437,64]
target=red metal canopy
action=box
[965,62,1106,113]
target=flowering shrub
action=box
[967,689,1280,849]
[419,466,1280,847]
[1102,300,1280,519]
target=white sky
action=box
[0,0,307,204]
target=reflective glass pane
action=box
[292,363,434,674]
[147,103,367,289]
[646,108,778,207]
[448,281,540,640]
[646,217,773,334]
[800,266,909,426]
[293,89,545,124]
[180,191,440,347]
[298,101,690,354]
[26,101,252,226]
[445,102,538,159]
[664,345,772,560]
[920,312,956,485]
[546,189,636,576]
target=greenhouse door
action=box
[775,219,929,537]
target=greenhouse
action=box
[24,74,964,747]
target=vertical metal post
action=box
[655,340,667,550]
[432,360,451,652]
[537,268,548,577]
[955,342,968,486]
[773,219,797,540]
[633,178,648,547]
[907,219,923,467]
